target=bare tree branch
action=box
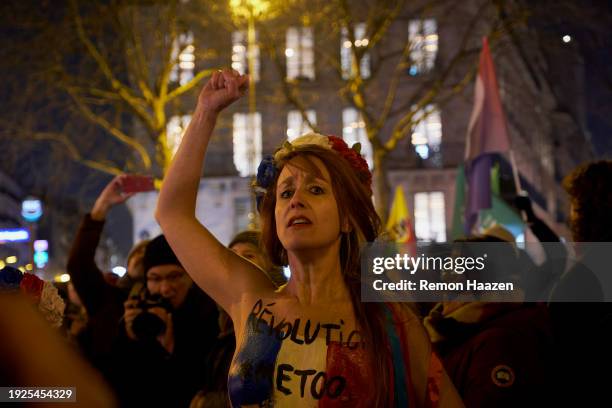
[122,5,154,104]
[374,39,412,132]
[167,68,214,101]
[1,123,123,176]
[156,0,178,106]
[65,86,152,170]
[70,0,150,119]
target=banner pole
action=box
[509,149,522,194]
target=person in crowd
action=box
[117,239,149,291]
[548,160,612,405]
[514,194,567,298]
[64,281,88,341]
[157,68,462,407]
[423,232,554,407]
[550,160,612,299]
[191,230,286,408]
[229,230,287,288]
[66,175,148,363]
[108,235,219,408]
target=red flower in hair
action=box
[328,136,373,192]
[20,273,44,302]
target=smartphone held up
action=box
[121,175,155,194]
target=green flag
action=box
[479,161,525,237]
[451,161,524,240]
[451,164,466,240]
[490,162,501,196]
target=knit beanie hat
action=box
[143,235,182,276]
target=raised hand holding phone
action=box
[91,175,153,221]
[122,175,155,194]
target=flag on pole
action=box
[451,164,466,240]
[464,37,512,234]
[453,161,525,240]
[453,163,516,239]
[465,37,511,161]
[465,154,494,234]
[386,186,416,247]
[480,162,525,238]
[480,195,525,238]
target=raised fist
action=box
[197,69,248,114]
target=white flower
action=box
[38,281,66,328]
[274,132,332,162]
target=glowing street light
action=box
[0,229,29,242]
[21,197,43,222]
[562,35,571,43]
[229,0,272,20]
[229,0,276,230]
[55,273,71,283]
[112,266,127,277]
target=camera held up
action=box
[128,282,173,342]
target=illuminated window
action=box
[411,105,442,164]
[408,19,438,75]
[287,110,316,141]
[170,32,195,85]
[167,114,192,155]
[341,22,370,79]
[342,108,373,168]
[286,27,314,80]
[414,191,446,242]
[233,112,262,176]
[232,31,260,81]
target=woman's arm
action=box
[156,69,275,317]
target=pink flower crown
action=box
[254,133,372,209]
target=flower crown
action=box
[254,133,372,210]
[0,266,65,328]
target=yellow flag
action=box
[386,186,416,244]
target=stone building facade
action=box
[132,0,591,244]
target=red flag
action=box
[464,37,511,161]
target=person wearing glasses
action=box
[109,235,220,408]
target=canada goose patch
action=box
[491,365,515,387]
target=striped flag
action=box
[464,37,511,234]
